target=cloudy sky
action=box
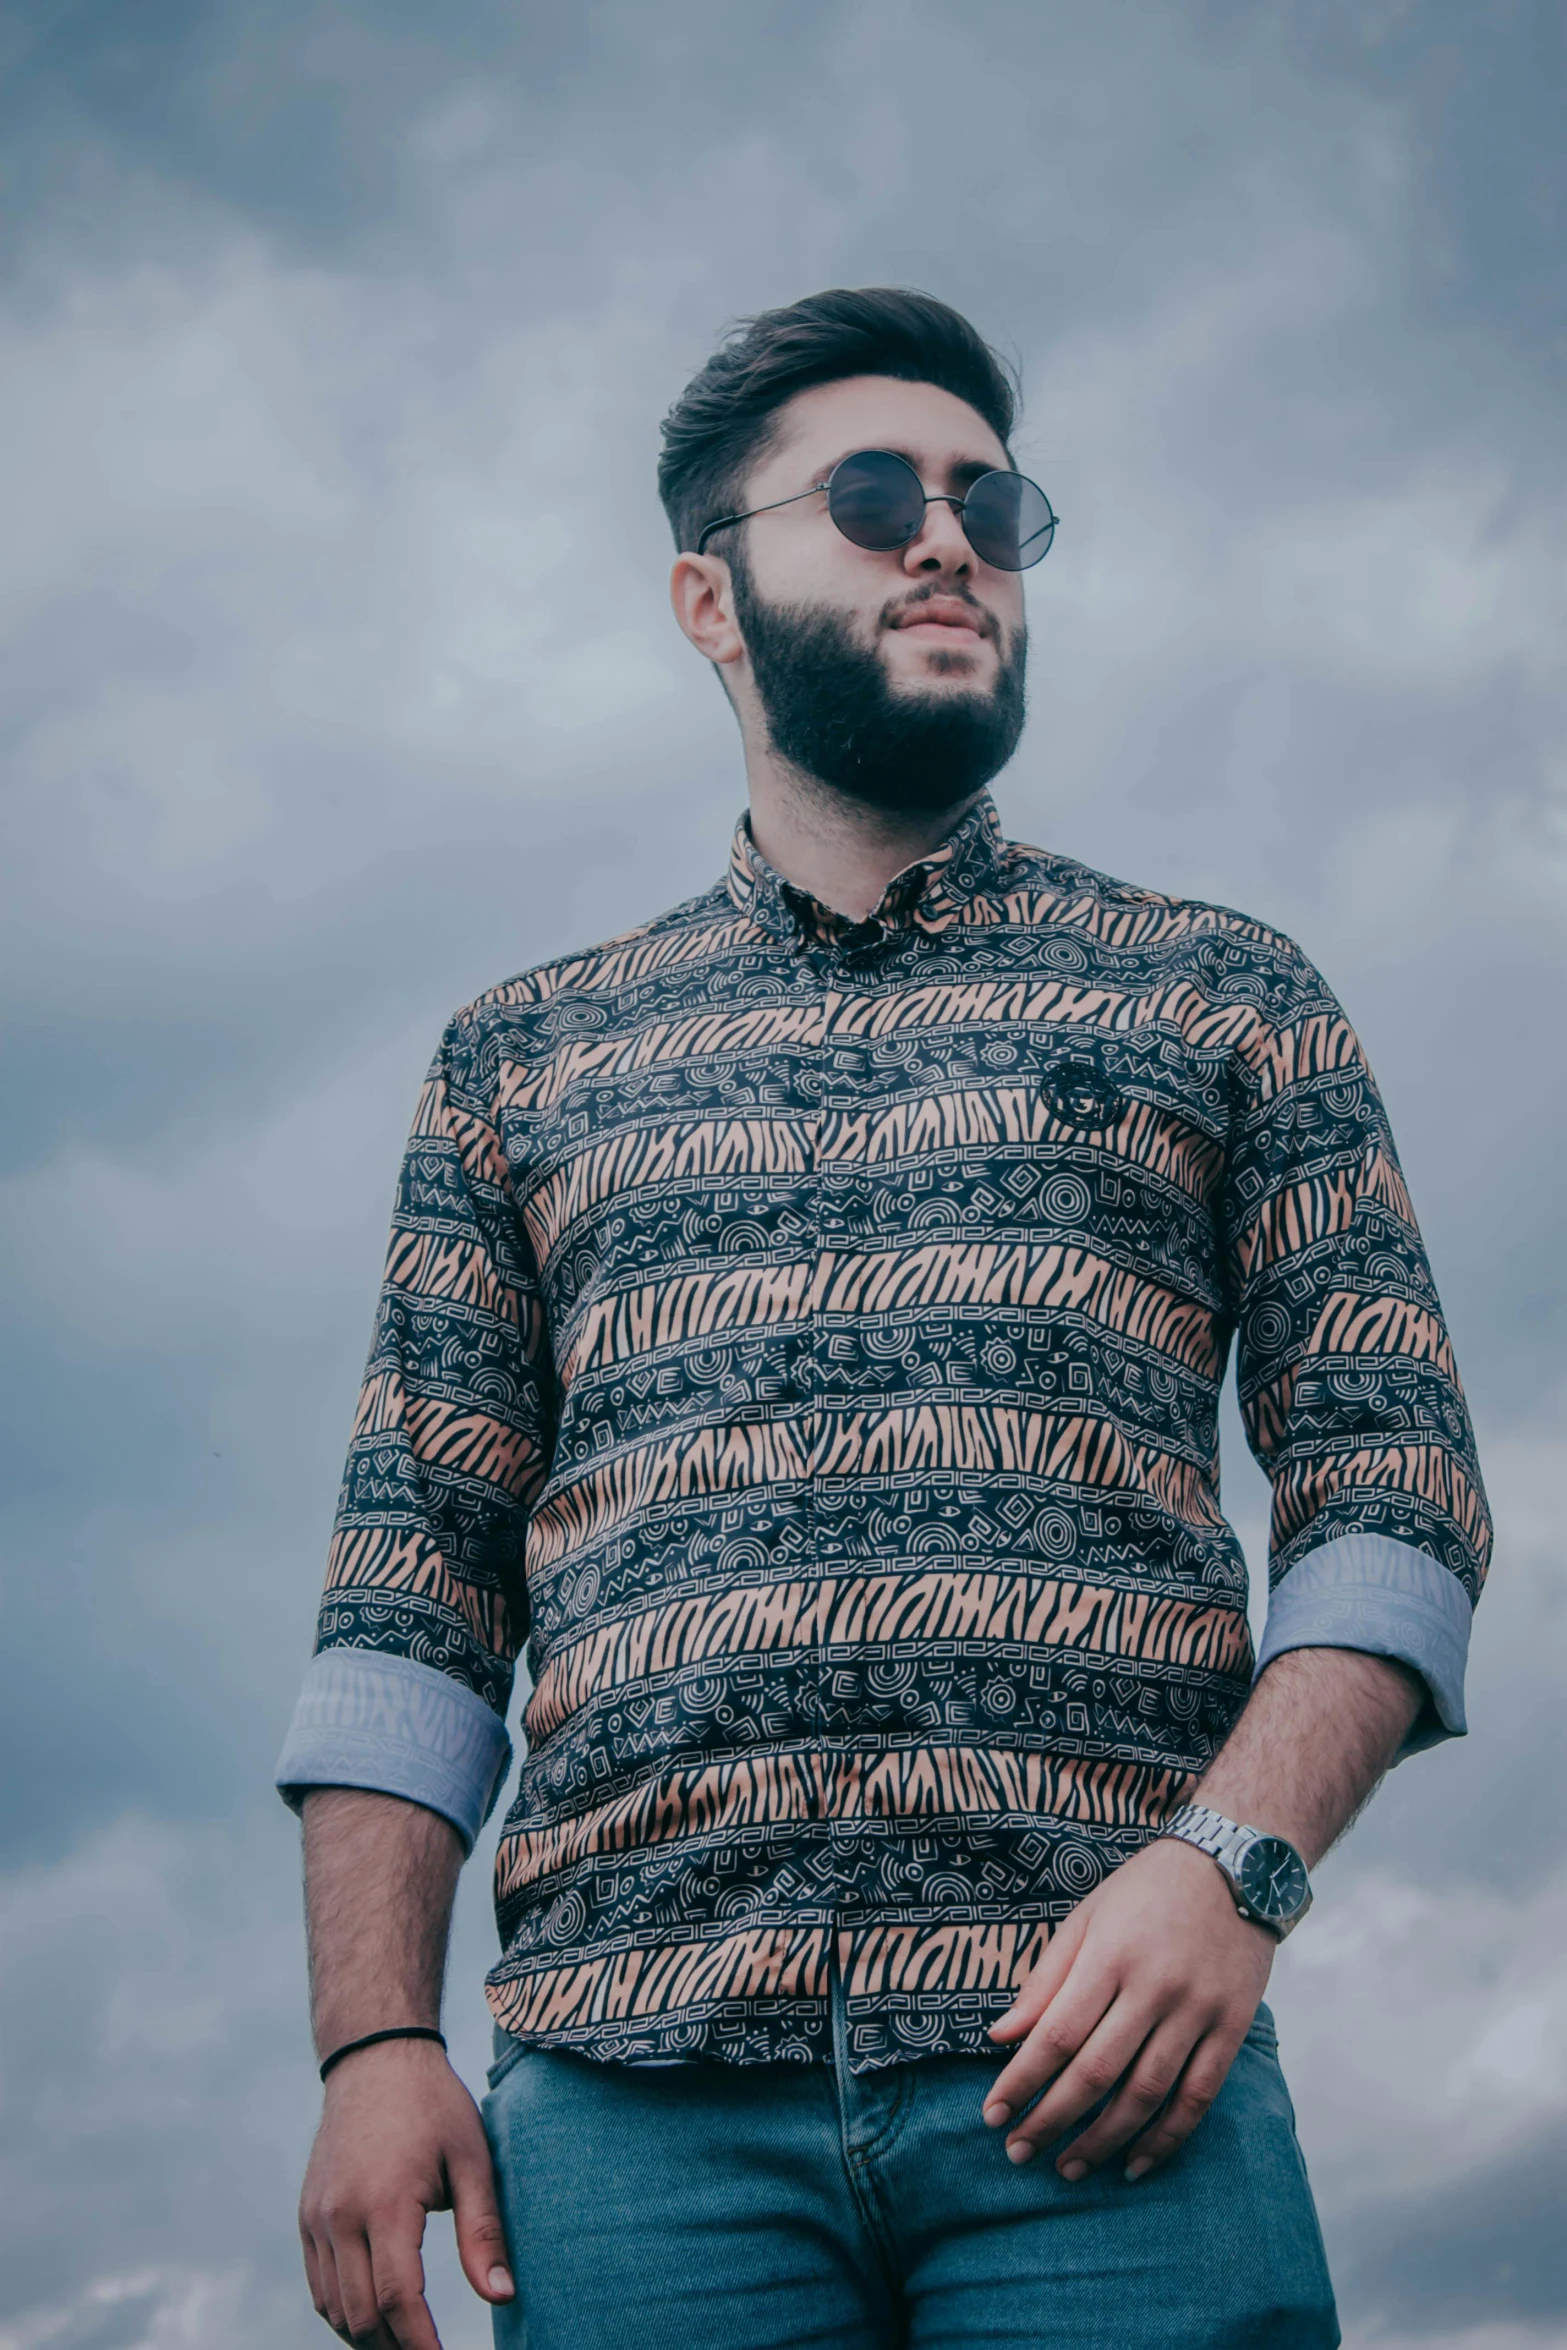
[0,1,1563,2343]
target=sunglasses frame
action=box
[696,447,1058,570]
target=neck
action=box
[745,751,984,923]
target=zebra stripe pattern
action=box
[311,792,1489,2070]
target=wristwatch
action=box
[1159,1802,1313,1940]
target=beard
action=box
[729,563,1027,818]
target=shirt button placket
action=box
[815,963,876,1868]
[797,955,830,1787]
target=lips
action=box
[889,595,993,640]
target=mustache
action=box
[876,581,1003,644]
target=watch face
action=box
[1237,1836,1310,1922]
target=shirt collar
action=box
[724,791,1013,948]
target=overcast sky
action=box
[0,3,1563,2345]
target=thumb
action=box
[451,2145,514,2305]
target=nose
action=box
[901,491,972,578]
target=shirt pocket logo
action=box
[1042,1056,1124,1131]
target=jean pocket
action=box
[485,2032,532,2092]
[1242,2000,1278,2056]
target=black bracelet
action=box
[319,2026,447,2083]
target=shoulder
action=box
[434,879,738,1089]
[998,836,1340,1026]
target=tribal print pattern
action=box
[314,793,1489,2069]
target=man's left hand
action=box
[982,1837,1275,2179]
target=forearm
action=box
[987,1643,1425,2173]
[302,1785,465,2059]
[1194,1645,1424,1867]
[297,1788,514,2340]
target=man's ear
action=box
[670,550,745,669]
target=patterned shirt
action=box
[277,793,1489,2071]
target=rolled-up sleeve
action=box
[1224,957,1491,1756]
[1254,1530,1473,1754]
[276,1649,514,1851]
[276,1007,554,1842]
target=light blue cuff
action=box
[275,1648,513,1853]
[1255,1531,1474,1760]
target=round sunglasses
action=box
[697,447,1058,572]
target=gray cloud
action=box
[1334,2120,1567,2334]
[1,1,1562,2341]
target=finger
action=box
[366,2206,443,2350]
[311,2228,368,2343]
[299,2222,331,2332]
[329,2224,396,2348]
[306,2233,353,2341]
[1051,2014,1198,2177]
[1001,1997,1158,2161]
[988,1912,1086,2043]
[982,1966,1120,2126]
[1121,2028,1236,2180]
[450,2143,515,2305]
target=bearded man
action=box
[279,288,1489,2350]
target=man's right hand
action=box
[298,2037,514,2349]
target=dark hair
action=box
[657,287,1019,554]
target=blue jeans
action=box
[482,2001,1338,2349]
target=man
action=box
[278,288,1489,2350]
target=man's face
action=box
[714,374,1029,816]
[736,373,1026,692]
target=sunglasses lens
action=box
[963,472,1056,570]
[826,450,927,551]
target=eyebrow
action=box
[808,444,1007,492]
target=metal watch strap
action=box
[1162,1801,1256,1870]
[1159,1801,1311,1939]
